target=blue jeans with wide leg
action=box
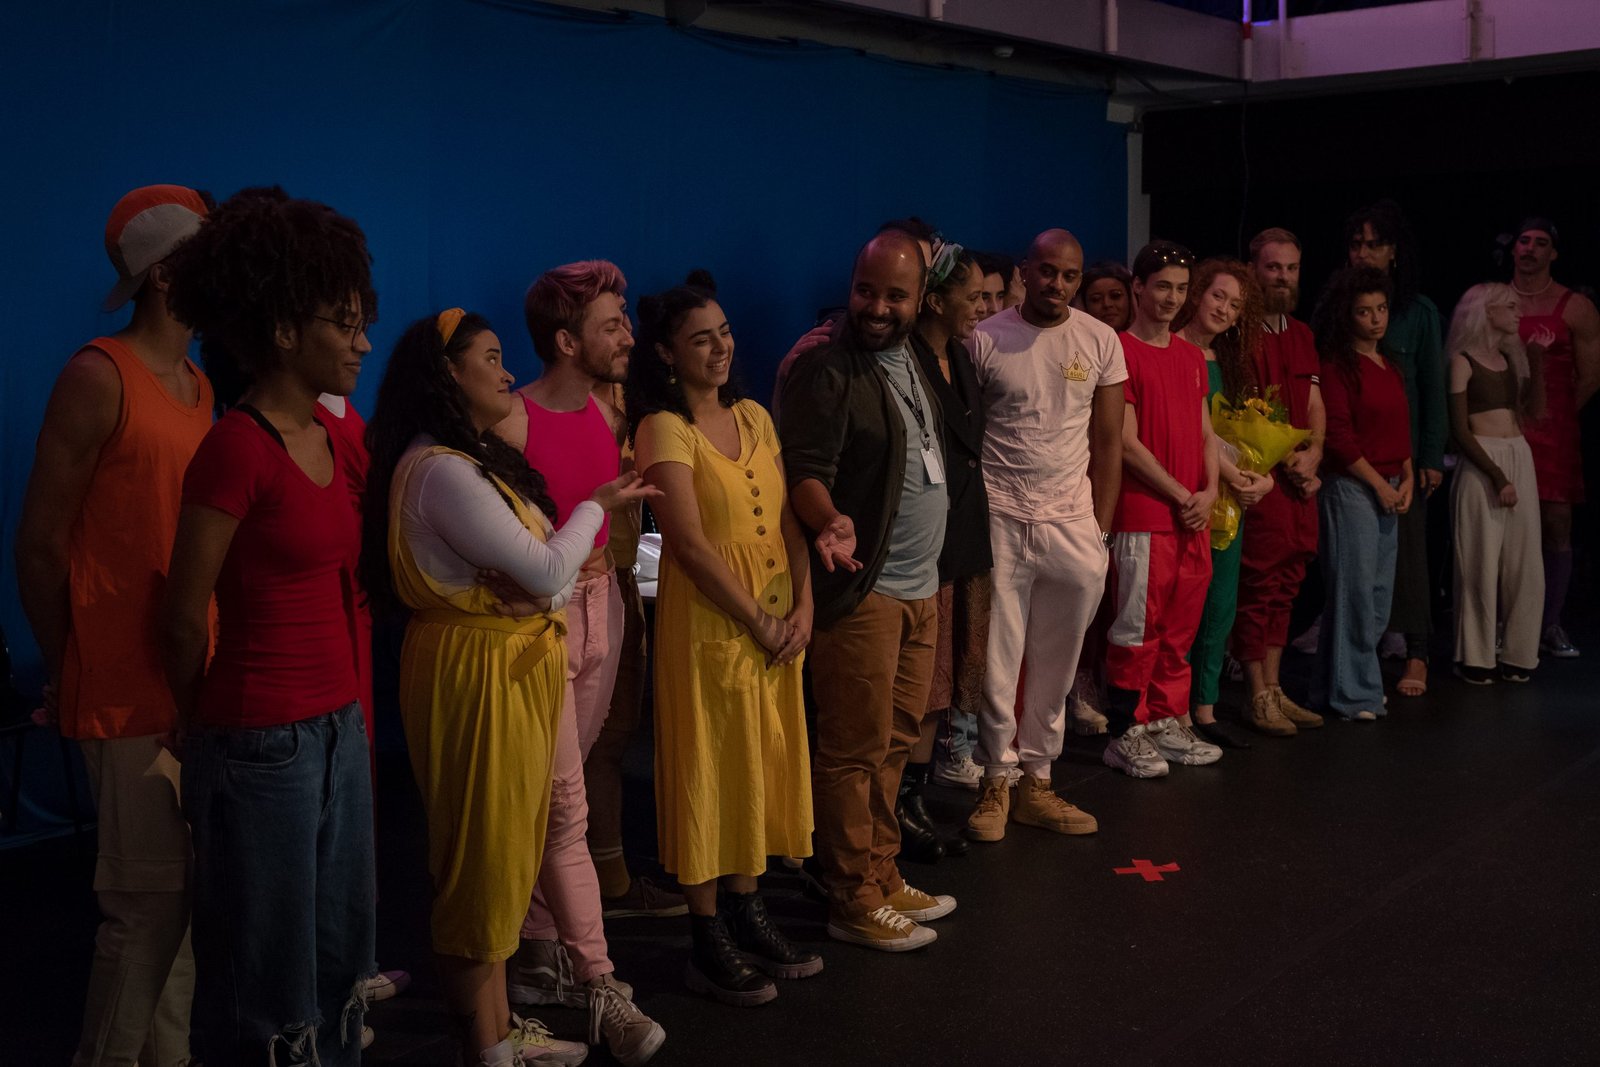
[183,703,375,1067]
[1312,476,1400,717]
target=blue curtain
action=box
[0,0,1124,757]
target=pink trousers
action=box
[520,571,625,981]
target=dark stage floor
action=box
[5,631,1598,1066]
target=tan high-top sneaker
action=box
[1011,774,1098,834]
[966,776,1012,842]
[1244,690,1297,737]
[1272,686,1324,728]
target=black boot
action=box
[722,890,824,979]
[897,763,944,864]
[686,913,776,1007]
[904,761,967,856]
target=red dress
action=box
[1519,290,1585,503]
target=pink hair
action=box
[524,259,628,362]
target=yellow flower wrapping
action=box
[1207,391,1310,550]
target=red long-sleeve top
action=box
[1319,353,1412,479]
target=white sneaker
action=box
[1290,620,1321,654]
[508,1014,588,1065]
[1102,724,1169,778]
[1147,718,1222,766]
[931,753,983,791]
[509,940,631,1009]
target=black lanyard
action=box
[884,354,932,449]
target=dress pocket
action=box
[698,637,759,696]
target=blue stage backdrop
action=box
[0,0,1126,687]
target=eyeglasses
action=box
[1348,238,1394,252]
[313,314,370,344]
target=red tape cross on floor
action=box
[1114,859,1180,882]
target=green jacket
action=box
[1382,294,1446,472]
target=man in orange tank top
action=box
[15,186,212,1067]
[1508,219,1600,658]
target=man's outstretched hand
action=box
[815,514,862,573]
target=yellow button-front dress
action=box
[388,445,566,962]
[635,400,814,886]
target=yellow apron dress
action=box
[389,445,567,962]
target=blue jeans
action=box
[1313,476,1399,717]
[183,703,375,1067]
[934,707,977,763]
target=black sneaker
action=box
[1454,664,1496,686]
[1499,664,1533,683]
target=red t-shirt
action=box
[318,397,374,738]
[1253,316,1321,430]
[1319,355,1412,480]
[1115,331,1209,533]
[182,409,361,728]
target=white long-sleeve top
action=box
[398,440,603,610]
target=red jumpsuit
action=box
[1233,317,1320,662]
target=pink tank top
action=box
[521,393,617,548]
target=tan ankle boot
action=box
[966,776,1012,842]
[1244,690,1297,737]
[1010,774,1098,835]
[1271,686,1324,728]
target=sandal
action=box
[1396,658,1427,698]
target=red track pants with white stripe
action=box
[1105,528,1213,723]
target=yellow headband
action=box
[436,307,466,347]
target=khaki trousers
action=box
[74,735,193,1067]
[809,591,937,919]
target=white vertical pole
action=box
[1126,120,1150,260]
[1278,0,1291,78]
[1241,0,1254,81]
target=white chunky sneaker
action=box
[1147,718,1222,766]
[1102,724,1170,778]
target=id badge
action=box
[921,446,947,485]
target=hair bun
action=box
[685,268,717,296]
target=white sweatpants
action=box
[1453,434,1544,670]
[978,512,1108,777]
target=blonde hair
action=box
[1447,282,1528,381]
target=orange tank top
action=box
[58,336,214,739]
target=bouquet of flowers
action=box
[1208,386,1309,550]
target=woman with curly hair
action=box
[1309,266,1413,721]
[363,311,657,1066]
[160,186,379,1066]
[1344,200,1446,696]
[1174,258,1274,747]
[1446,283,1547,683]
[627,271,821,1008]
